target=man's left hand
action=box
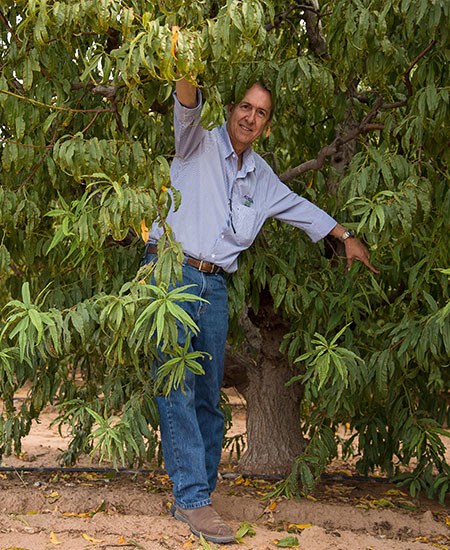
[344,238,380,273]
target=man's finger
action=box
[364,259,380,274]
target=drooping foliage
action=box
[0,0,449,499]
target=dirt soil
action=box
[1,393,449,550]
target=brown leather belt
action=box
[145,245,221,274]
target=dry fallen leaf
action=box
[371,498,394,508]
[50,531,62,545]
[289,523,313,530]
[269,501,277,511]
[383,489,407,496]
[82,533,105,543]
[118,536,127,543]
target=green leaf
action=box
[276,536,299,547]
[28,309,44,343]
[21,283,31,307]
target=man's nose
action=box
[246,109,256,123]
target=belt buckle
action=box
[199,260,215,274]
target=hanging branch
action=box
[279,42,438,183]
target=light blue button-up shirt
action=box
[148,93,337,273]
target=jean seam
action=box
[166,404,184,497]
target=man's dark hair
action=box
[254,80,275,121]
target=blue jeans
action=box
[143,252,228,509]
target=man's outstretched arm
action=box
[328,224,380,274]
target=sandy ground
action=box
[0,392,449,550]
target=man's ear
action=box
[227,104,234,116]
[265,125,271,139]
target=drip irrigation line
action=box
[0,466,162,475]
[0,465,392,483]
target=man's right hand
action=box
[176,78,198,109]
[171,27,198,108]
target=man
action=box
[143,78,378,544]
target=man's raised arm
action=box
[176,79,198,109]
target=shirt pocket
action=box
[233,203,259,248]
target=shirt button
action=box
[211,254,216,258]
[221,234,224,239]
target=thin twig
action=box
[0,89,114,113]
[19,114,60,190]
[261,151,279,175]
[79,110,101,135]
[0,9,22,47]
[0,139,53,149]
[381,40,437,109]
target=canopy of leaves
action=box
[0,0,449,499]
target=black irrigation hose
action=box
[0,465,392,483]
[0,466,163,475]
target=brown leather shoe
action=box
[171,503,235,544]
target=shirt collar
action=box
[219,123,256,174]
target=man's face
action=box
[226,83,272,155]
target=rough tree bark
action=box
[223,293,307,475]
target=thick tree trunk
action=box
[223,297,307,475]
[238,358,306,475]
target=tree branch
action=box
[265,4,298,32]
[18,114,60,190]
[261,151,279,175]
[10,263,26,277]
[301,0,328,58]
[0,89,114,113]
[71,80,168,116]
[0,9,22,47]
[0,139,53,149]
[280,42,437,182]
[265,2,330,32]
[280,142,339,182]
[381,40,437,109]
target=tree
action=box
[0,0,449,500]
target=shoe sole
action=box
[170,504,236,544]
